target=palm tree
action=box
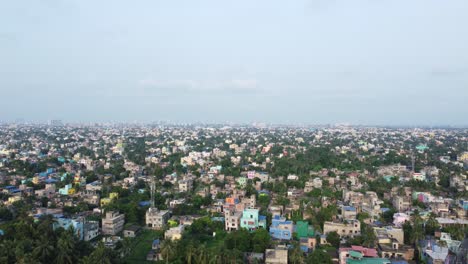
[195,244,209,264]
[0,240,15,263]
[289,242,304,264]
[16,253,40,264]
[55,231,76,264]
[208,252,223,264]
[424,213,439,235]
[160,239,176,264]
[185,242,197,264]
[119,237,132,258]
[33,237,55,262]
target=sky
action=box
[1,0,468,125]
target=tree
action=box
[409,212,425,245]
[55,230,76,264]
[288,242,304,264]
[185,242,196,264]
[306,249,333,264]
[32,237,54,262]
[160,239,176,264]
[361,224,376,248]
[194,244,209,264]
[326,231,340,248]
[251,228,270,253]
[86,242,116,264]
[402,221,413,245]
[425,213,440,236]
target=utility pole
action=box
[150,175,155,208]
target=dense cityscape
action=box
[0,123,466,263]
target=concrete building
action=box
[265,245,288,264]
[374,226,404,245]
[269,215,293,240]
[102,211,125,236]
[393,196,411,212]
[224,207,242,231]
[392,213,410,227]
[341,206,357,220]
[323,220,361,238]
[240,208,267,231]
[123,225,141,238]
[146,207,170,230]
[165,224,185,240]
[84,221,100,241]
[178,179,193,192]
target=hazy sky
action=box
[1,0,467,125]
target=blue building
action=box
[269,215,294,240]
[53,216,85,240]
[240,208,267,231]
[459,199,468,211]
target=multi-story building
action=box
[393,196,411,212]
[224,207,242,231]
[296,221,316,252]
[240,208,267,231]
[323,220,361,238]
[374,226,404,245]
[53,216,84,240]
[102,211,125,236]
[178,179,193,192]
[145,207,170,230]
[84,221,100,241]
[269,215,293,240]
[341,206,357,220]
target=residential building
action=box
[240,208,267,231]
[178,179,193,192]
[145,207,170,230]
[341,206,357,220]
[269,215,293,240]
[102,211,125,235]
[265,245,288,264]
[224,207,242,231]
[374,226,404,245]
[123,225,141,238]
[165,224,185,240]
[323,220,361,237]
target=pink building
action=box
[393,213,410,227]
[339,246,378,264]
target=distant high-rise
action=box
[48,119,63,126]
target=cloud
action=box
[138,78,261,94]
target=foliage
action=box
[306,249,333,264]
[326,231,340,248]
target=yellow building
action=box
[100,192,119,207]
[8,196,22,204]
[32,176,40,185]
[101,198,112,207]
[459,152,468,162]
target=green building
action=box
[296,221,315,238]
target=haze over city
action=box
[1,0,468,125]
